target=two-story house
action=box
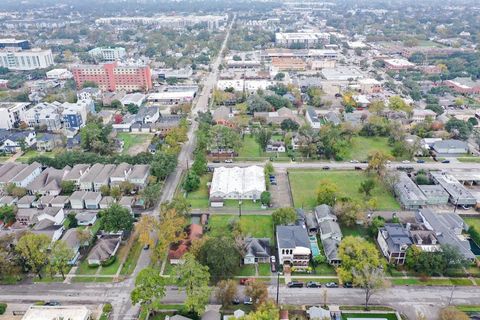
[276,225,311,271]
[315,205,342,265]
[377,223,412,265]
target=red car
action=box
[239,278,254,285]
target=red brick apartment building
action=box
[72,62,152,92]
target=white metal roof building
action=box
[210,166,265,200]
[22,305,91,320]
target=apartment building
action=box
[0,48,54,70]
[0,102,29,129]
[88,47,126,61]
[25,102,62,131]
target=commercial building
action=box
[321,66,364,81]
[0,38,30,50]
[0,102,29,129]
[430,171,477,206]
[275,32,330,48]
[358,78,382,93]
[394,172,427,209]
[209,166,265,201]
[147,90,196,105]
[384,58,415,70]
[95,14,227,30]
[271,57,307,71]
[88,47,126,61]
[418,185,449,205]
[46,68,73,80]
[444,77,480,94]
[22,305,91,320]
[0,48,54,70]
[72,62,152,92]
[432,139,468,155]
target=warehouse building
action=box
[209,166,265,202]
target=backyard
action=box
[208,214,274,241]
[117,133,153,155]
[237,134,291,160]
[345,136,393,161]
[288,170,400,210]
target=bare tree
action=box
[352,265,389,310]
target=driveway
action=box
[270,167,293,208]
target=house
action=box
[444,77,480,94]
[254,107,299,126]
[22,305,91,320]
[276,225,311,270]
[377,223,412,265]
[60,228,82,264]
[36,133,63,152]
[243,237,270,264]
[418,185,449,205]
[99,196,116,209]
[32,220,64,242]
[93,164,115,191]
[25,102,62,131]
[223,309,246,320]
[87,233,122,265]
[119,196,135,213]
[409,225,441,252]
[121,93,146,107]
[10,162,42,188]
[84,192,102,210]
[306,107,321,129]
[324,111,341,126]
[62,100,94,129]
[16,208,38,226]
[36,195,55,208]
[27,167,69,196]
[69,190,88,209]
[432,139,468,156]
[304,211,318,234]
[201,310,221,320]
[0,163,28,189]
[50,196,70,208]
[315,205,342,265]
[151,115,183,135]
[306,306,331,320]
[66,134,81,150]
[137,106,159,124]
[127,164,150,189]
[63,164,90,188]
[394,172,427,209]
[110,163,132,186]
[0,196,17,206]
[75,211,97,226]
[77,87,102,101]
[36,206,65,225]
[168,224,203,264]
[79,163,104,191]
[112,114,136,132]
[0,130,37,153]
[266,141,286,153]
[417,208,475,261]
[213,106,235,127]
[17,195,35,209]
[411,109,437,123]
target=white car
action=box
[270,256,276,264]
[224,159,233,163]
[401,160,410,164]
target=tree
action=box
[255,128,272,151]
[76,229,92,246]
[183,171,200,192]
[196,236,241,281]
[260,191,271,206]
[280,118,299,131]
[368,216,385,237]
[337,236,385,283]
[273,72,285,81]
[245,280,269,309]
[82,81,98,88]
[240,300,279,320]
[368,100,385,114]
[272,207,296,226]
[110,186,121,200]
[153,208,186,262]
[388,96,412,113]
[110,100,122,109]
[215,279,238,307]
[439,307,469,320]
[61,180,76,195]
[131,267,166,312]
[16,233,50,279]
[11,187,27,198]
[316,181,339,206]
[99,185,110,196]
[367,151,392,177]
[126,103,139,114]
[352,265,389,310]
[334,200,365,227]
[48,240,74,279]
[445,118,473,140]
[192,152,207,176]
[119,181,134,195]
[0,205,16,225]
[151,152,178,180]
[359,178,375,197]
[247,94,271,113]
[176,253,211,315]
[101,204,134,233]
[141,183,162,209]
[136,215,156,248]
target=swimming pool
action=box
[309,235,320,257]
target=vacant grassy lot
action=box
[208,215,274,240]
[391,278,473,286]
[238,135,262,158]
[289,170,400,210]
[185,173,211,209]
[117,133,152,155]
[345,136,393,161]
[341,313,398,320]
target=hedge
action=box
[0,303,7,314]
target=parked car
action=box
[239,278,254,285]
[45,301,60,306]
[232,297,240,305]
[401,160,410,164]
[270,256,276,264]
[322,166,330,170]
[343,282,353,288]
[349,160,359,163]
[224,159,233,163]
[243,297,253,305]
[271,262,277,273]
[354,166,363,171]
[143,244,150,250]
[416,160,425,163]
[287,281,304,288]
[441,159,450,163]
[212,159,221,163]
[306,281,321,288]
[325,282,338,288]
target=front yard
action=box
[289,170,400,210]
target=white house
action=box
[10,162,42,188]
[306,107,321,129]
[36,207,65,225]
[276,225,311,271]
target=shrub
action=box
[103,303,112,313]
[0,303,6,315]
[101,256,116,267]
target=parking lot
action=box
[270,168,293,208]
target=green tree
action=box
[101,203,134,233]
[48,240,74,279]
[359,178,375,197]
[255,128,272,151]
[445,118,473,140]
[183,171,200,192]
[176,253,211,315]
[110,100,122,109]
[368,216,385,237]
[367,151,392,177]
[16,233,50,279]
[0,205,16,225]
[196,236,240,281]
[337,236,385,282]
[82,80,98,88]
[192,152,207,176]
[260,191,271,206]
[439,307,469,320]
[151,152,178,180]
[141,183,162,209]
[388,96,412,113]
[131,267,166,312]
[240,301,279,320]
[316,181,339,206]
[334,200,365,227]
[61,180,76,195]
[272,207,296,226]
[352,265,389,310]
[280,118,299,131]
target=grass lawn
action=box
[223,199,263,210]
[120,239,143,276]
[238,264,256,276]
[458,157,480,163]
[185,173,211,209]
[314,263,337,276]
[391,278,473,286]
[238,135,262,157]
[76,259,99,275]
[341,225,371,240]
[345,136,393,161]
[71,276,114,283]
[457,305,480,312]
[289,170,400,210]
[341,313,398,320]
[208,215,274,240]
[258,263,271,276]
[17,150,56,163]
[99,257,121,276]
[117,133,152,154]
[464,217,480,231]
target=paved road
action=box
[209,160,480,171]
[1,283,479,320]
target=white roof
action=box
[384,58,415,67]
[22,306,91,320]
[147,91,196,100]
[210,166,265,198]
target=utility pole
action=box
[276,271,280,305]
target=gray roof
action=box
[50,195,70,205]
[276,225,310,249]
[319,219,342,238]
[87,234,121,262]
[433,139,468,152]
[80,163,105,184]
[0,163,27,183]
[325,111,341,125]
[110,163,132,179]
[64,164,90,180]
[379,223,412,253]
[61,228,81,250]
[69,190,88,201]
[17,195,36,206]
[93,164,116,184]
[394,172,427,205]
[295,208,306,226]
[11,162,41,183]
[75,211,97,222]
[27,167,67,193]
[128,164,150,180]
[305,211,317,230]
[314,204,335,221]
[430,171,476,205]
[323,237,341,262]
[84,191,101,201]
[306,107,320,123]
[245,237,270,258]
[201,310,221,320]
[418,208,475,260]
